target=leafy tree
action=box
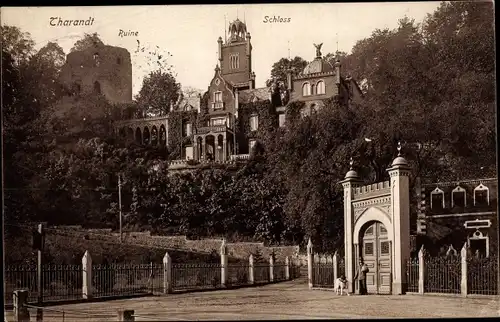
[266,56,308,87]
[135,70,181,117]
[70,32,104,52]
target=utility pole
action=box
[36,223,44,321]
[118,174,123,243]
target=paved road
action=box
[7,280,500,321]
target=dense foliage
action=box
[3,2,496,254]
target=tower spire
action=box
[336,32,339,54]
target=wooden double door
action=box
[359,221,392,294]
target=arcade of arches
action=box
[117,125,167,146]
[116,124,235,162]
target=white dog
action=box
[334,277,350,296]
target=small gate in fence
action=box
[311,253,345,288]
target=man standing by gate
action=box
[354,259,369,295]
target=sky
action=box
[2,3,441,96]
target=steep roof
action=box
[238,87,269,104]
[179,95,201,111]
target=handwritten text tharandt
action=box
[50,17,95,27]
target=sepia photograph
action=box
[1,2,498,320]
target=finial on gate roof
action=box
[397,141,402,156]
[349,157,354,170]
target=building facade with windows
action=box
[113,18,362,164]
[415,178,498,257]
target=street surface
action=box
[6,278,500,321]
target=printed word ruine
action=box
[50,17,95,26]
[119,29,139,37]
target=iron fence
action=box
[467,255,499,295]
[273,263,287,282]
[227,263,250,286]
[424,256,461,294]
[4,264,83,305]
[171,263,221,290]
[290,264,301,279]
[406,257,419,293]
[92,263,163,298]
[338,258,345,278]
[312,263,335,288]
[253,263,269,284]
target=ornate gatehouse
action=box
[340,145,412,295]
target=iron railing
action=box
[273,263,287,282]
[171,263,221,290]
[312,264,335,288]
[4,264,83,305]
[467,255,499,295]
[92,263,163,298]
[253,263,269,284]
[406,257,419,292]
[338,258,345,278]
[424,256,461,294]
[289,264,300,279]
[227,263,250,286]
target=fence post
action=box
[248,254,254,285]
[307,238,313,289]
[220,239,228,287]
[285,256,290,280]
[82,250,93,299]
[117,309,135,321]
[13,290,30,322]
[269,255,274,282]
[461,242,468,297]
[163,252,172,294]
[418,246,425,295]
[333,251,339,281]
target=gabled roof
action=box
[238,87,269,104]
[179,95,201,111]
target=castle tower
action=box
[59,43,132,104]
[218,18,254,89]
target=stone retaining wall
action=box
[51,226,299,261]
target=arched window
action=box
[317,80,326,94]
[93,81,101,94]
[93,52,100,67]
[302,82,311,96]
[230,53,240,69]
